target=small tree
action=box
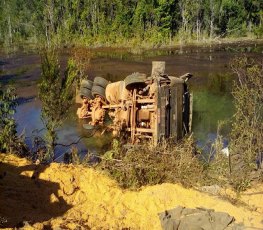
[38,50,78,161]
[0,85,17,153]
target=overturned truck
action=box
[77,61,192,145]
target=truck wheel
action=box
[93,77,109,88]
[81,79,93,90]
[124,72,146,89]
[79,87,93,99]
[92,85,106,100]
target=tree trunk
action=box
[196,19,201,41]
[8,16,12,44]
[180,2,188,38]
[210,0,214,39]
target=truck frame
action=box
[77,61,192,145]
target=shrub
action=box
[97,136,205,189]
[0,85,28,156]
[229,57,263,191]
[0,85,17,153]
[38,49,78,161]
[202,121,231,187]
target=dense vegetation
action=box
[0,0,262,47]
[229,57,263,191]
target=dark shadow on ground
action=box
[0,161,72,228]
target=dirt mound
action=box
[0,153,262,229]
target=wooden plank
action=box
[189,93,193,133]
[157,86,170,141]
[160,87,166,139]
[182,86,190,135]
[130,89,137,144]
[170,86,177,141]
[153,88,159,146]
[176,84,183,139]
[170,84,184,141]
[165,87,170,138]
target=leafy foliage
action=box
[0,85,17,153]
[38,50,78,161]
[0,0,262,46]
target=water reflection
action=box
[192,72,234,148]
[14,102,112,160]
[193,90,234,142]
[91,42,263,61]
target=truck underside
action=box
[76,61,192,145]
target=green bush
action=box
[97,136,205,189]
[0,85,17,153]
[229,57,263,191]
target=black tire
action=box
[79,87,93,99]
[91,85,106,100]
[81,79,93,90]
[124,72,146,89]
[93,76,109,88]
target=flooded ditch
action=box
[0,42,263,159]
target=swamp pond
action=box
[0,42,263,159]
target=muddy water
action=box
[0,42,263,159]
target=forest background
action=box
[0,0,262,47]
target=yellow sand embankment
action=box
[0,153,262,229]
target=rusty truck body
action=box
[76,61,192,145]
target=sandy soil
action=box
[0,153,262,229]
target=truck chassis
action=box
[77,61,192,145]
